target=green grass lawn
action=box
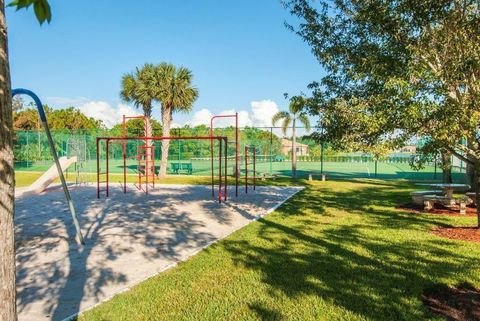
[76,179,479,321]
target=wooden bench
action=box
[410,190,444,205]
[171,162,193,175]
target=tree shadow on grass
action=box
[223,181,478,320]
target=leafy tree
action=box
[121,64,158,178]
[1,1,51,320]
[12,95,23,111]
[272,95,311,178]
[110,118,162,137]
[285,0,480,225]
[13,105,42,130]
[48,107,103,130]
[14,105,103,131]
[154,63,198,178]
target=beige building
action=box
[281,138,309,156]
[397,145,417,153]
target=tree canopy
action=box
[285,0,479,158]
[285,0,480,223]
[13,105,103,131]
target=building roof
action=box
[281,138,309,148]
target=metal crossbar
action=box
[96,136,228,203]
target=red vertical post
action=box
[152,146,155,188]
[235,113,238,197]
[218,138,222,203]
[123,115,126,193]
[96,137,100,199]
[210,119,214,198]
[138,146,141,191]
[146,147,149,195]
[224,137,227,201]
[245,146,248,194]
[106,139,110,197]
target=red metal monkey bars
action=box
[97,136,228,202]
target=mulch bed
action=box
[432,226,480,242]
[397,203,477,217]
[397,203,480,242]
[423,282,480,321]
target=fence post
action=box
[270,127,273,175]
[320,141,324,174]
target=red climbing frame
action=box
[138,145,155,194]
[244,145,257,193]
[97,136,228,202]
[122,115,150,194]
[210,113,238,197]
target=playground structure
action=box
[96,113,257,202]
[66,138,89,186]
[12,88,85,245]
[210,113,239,197]
[97,135,229,202]
[121,114,155,193]
[27,156,78,193]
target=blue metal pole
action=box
[12,88,84,245]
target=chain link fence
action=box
[13,127,467,181]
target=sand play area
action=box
[14,183,303,321]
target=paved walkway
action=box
[15,184,303,321]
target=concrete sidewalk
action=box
[14,184,303,321]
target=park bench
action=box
[466,192,477,205]
[410,190,444,205]
[171,162,193,175]
[423,195,472,214]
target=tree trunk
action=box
[441,150,452,183]
[475,160,480,228]
[466,140,476,192]
[292,118,297,178]
[159,107,171,178]
[0,1,17,320]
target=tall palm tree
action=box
[272,96,311,178]
[120,64,157,178]
[154,63,198,178]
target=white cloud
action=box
[185,99,279,129]
[186,108,213,127]
[250,100,279,128]
[78,101,140,128]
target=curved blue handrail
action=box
[12,88,84,245]
[12,88,47,122]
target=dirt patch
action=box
[422,282,480,321]
[397,203,477,217]
[432,226,480,242]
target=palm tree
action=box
[120,64,157,178]
[272,96,311,178]
[154,63,198,178]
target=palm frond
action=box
[272,111,290,126]
[297,113,311,132]
[281,117,291,136]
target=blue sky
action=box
[7,0,323,129]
